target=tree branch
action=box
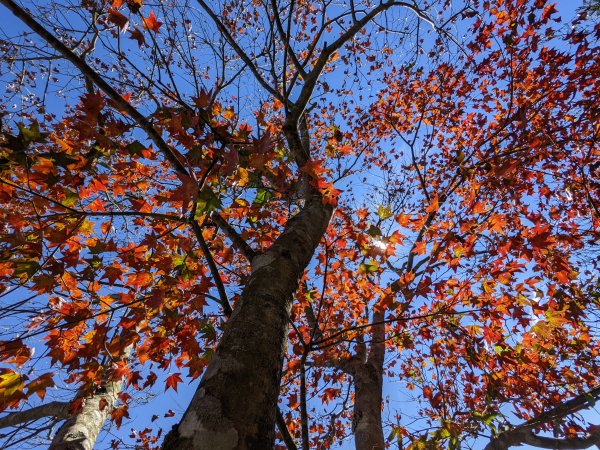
[195,0,285,103]
[522,428,600,449]
[0,0,191,179]
[366,308,385,368]
[191,220,233,316]
[276,408,299,450]
[192,218,296,449]
[211,212,257,262]
[485,386,600,450]
[291,1,415,121]
[0,402,69,429]
[270,0,306,80]
[486,427,600,450]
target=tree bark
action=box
[353,366,385,450]
[0,402,69,429]
[484,385,600,450]
[353,309,385,450]
[163,196,333,450]
[49,378,123,450]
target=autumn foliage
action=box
[0,0,598,449]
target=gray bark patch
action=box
[178,394,238,449]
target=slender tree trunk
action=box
[353,309,385,450]
[49,378,123,450]
[163,196,333,450]
[50,340,134,450]
[353,365,385,450]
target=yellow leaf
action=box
[545,309,569,328]
[377,204,393,220]
[0,371,24,399]
[236,167,250,187]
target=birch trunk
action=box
[49,378,123,450]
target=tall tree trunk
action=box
[49,378,123,450]
[353,309,385,450]
[163,196,333,450]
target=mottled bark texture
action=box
[49,378,123,450]
[353,309,385,450]
[163,197,333,449]
[353,365,385,450]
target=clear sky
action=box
[0,1,596,449]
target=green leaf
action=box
[407,437,427,450]
[253,188,273,206]
[306,289,317,303]
[449,436,459,450]
[62,189,79,207]
[195,188,222,215]
[367,225,382,237]
[474,410,499,426]
[359,260,379,275]
[13,259,40,278]
[386,429,396,442]
[201,323,216,341]
[439,427,451,439]
[125,141,146,156]
[482,413,497,425]
[173,254,187,268]
[85,255,103,269]
[18,121,42,142]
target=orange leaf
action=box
[300,159,328,178]
[423,385,433,399]
[26,373,54,400]
[127,272,153,290]
[0,340,32,367]
[165,372,182,392]
[107,8,129,31]
[287,359,301,371]
[111,405,130,428]
[143,11,163,33]
[425,195,439,214]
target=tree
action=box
[0,0,598,449]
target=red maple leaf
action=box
[165,373,183,392]
[26,373,54,400]
[143,11,163,33]
[107,8,129,31]
[129,28,146,47]
[111,406,130,428]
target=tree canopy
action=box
[0,0,598,449]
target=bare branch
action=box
[485,386,600,450]
[0,402,69,429]
[195,0,285,103]
[270,0,306,81]
[292,1,416,120]
[191,220,233,316]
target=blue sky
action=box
[0,0,598,449]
